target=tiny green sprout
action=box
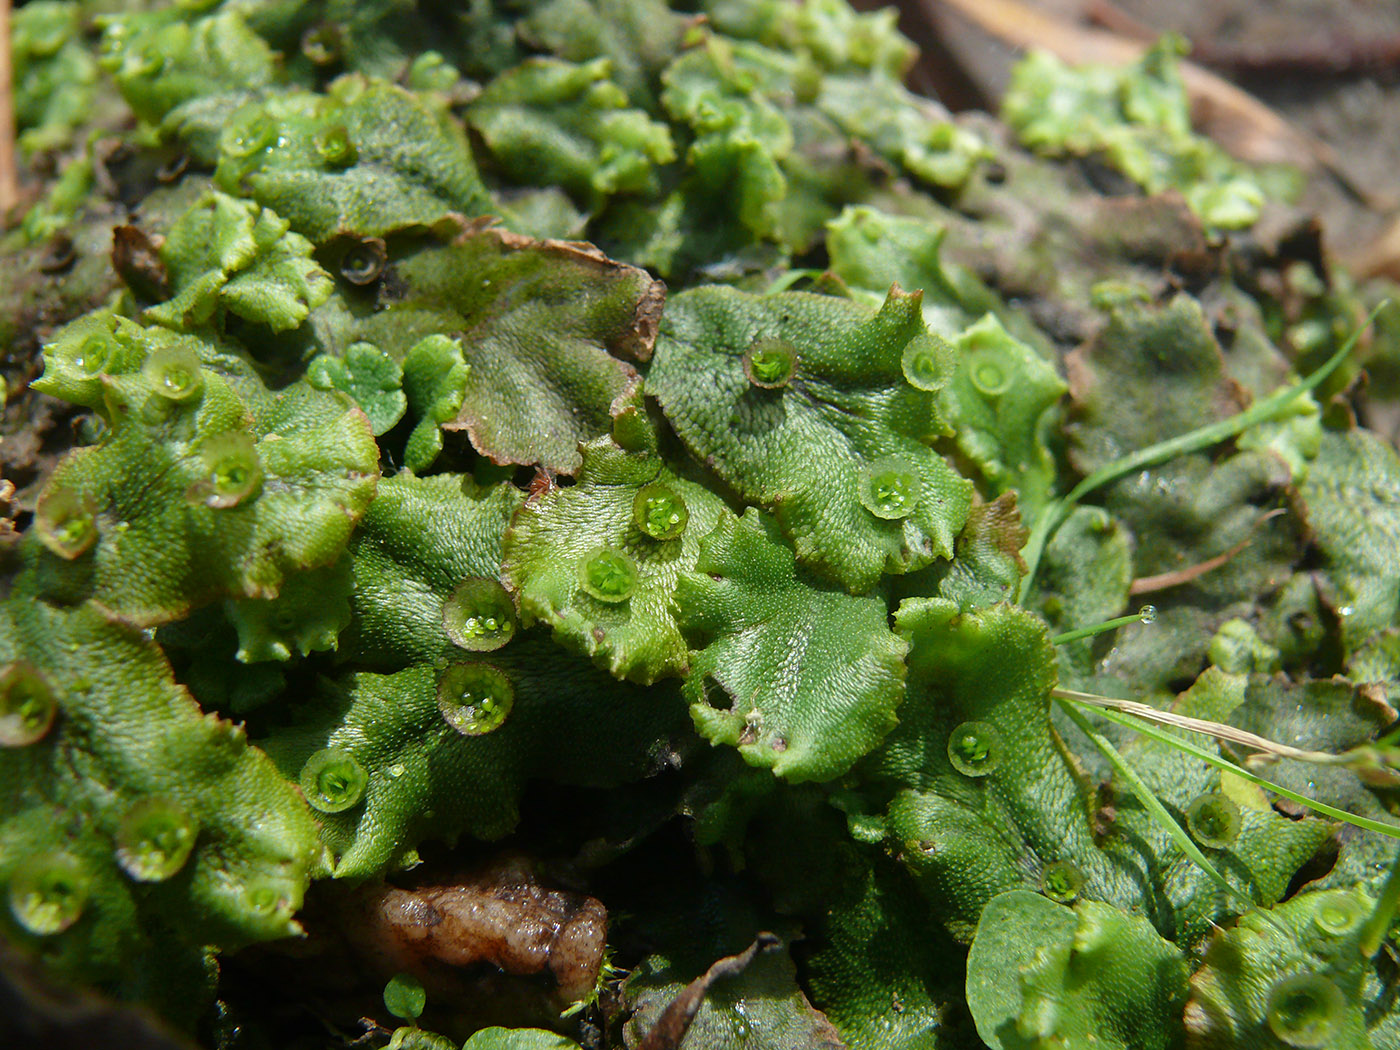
[384,972,426,1022]
[1313,893,1367,937]
[300,748,369,813]
[8,851,91,935]
[561,946,624,1019]
[901,332,955,391]
[858,456,922,520]
[947,720,1004,777]
[35,487,98,559]
[1185,792,1242,849]
[743,338,798,389]
[0,663,59,747]
[115,797,199,882]
[437,663,515,736]
[1041,860,1085,904]
[442,578,517,652]
[339,238,387,285]
[578,546,639,603]
[633,483,688,540]
[315,124,357,167]
[142,342,204,403]
[1265,973,1346,1048]
[193,431,264,509]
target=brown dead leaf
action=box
[636,933,783,1050]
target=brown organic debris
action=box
[112,225,170,302]
[346,855,608,1004]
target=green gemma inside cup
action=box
[633,482,688,540]
[578,546,639,602]
[300,748,368,813]
[437,663,515,736]
[443,577,517,652]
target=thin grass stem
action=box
[1054,695,1257,915]
[1018,302,1389,603]
[1060,695,1400,842]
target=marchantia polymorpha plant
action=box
[3,1,1400,1048]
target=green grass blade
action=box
[1018,301,1390,602]
[1076,700,1400,842]
[1360,854,1400,956]
[1050,609,1152,646]
[1055,696,1257,914]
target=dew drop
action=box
[8,852,90,935]
[901,332,954,391]
[1041,860,1085,903]
[1265,973,1346,1048]
[194,431,263,509]
[387,763,406,779]
[1185,792,1241,849]
[578,546,638,603]
[1138,604,1158,624]
[858,456,922,520]
[142,342,204,403]
[443,578,517,652]
[437,663,514,736]
[35,487,98,560]
[947,720,1003,777]
[743,338,798,389]
[300,748,368,813]
[0,663,58,747]
[115,796,199,882]
[633,483,688,540]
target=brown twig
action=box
[925,0,1350,179]
[0,0,17,218]
[1128,508,1286,596]
[1051,687,1347,767]
[1089,0,1400,77]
